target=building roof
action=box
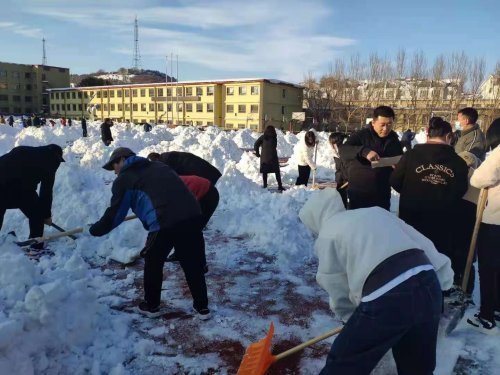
[46,78,303,91]
[0,61,69,70]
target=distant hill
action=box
[71,68,177,87]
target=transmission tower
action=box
[42,38,47,65]
[133,16,141,70]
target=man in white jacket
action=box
[299,188,454,374]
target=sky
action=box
[0,0,499,83]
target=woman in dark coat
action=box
[254,125,284,190]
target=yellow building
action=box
[48,79,303,131]
[0,61,70,115]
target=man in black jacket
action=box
[147,151,221,185]
[0,144,65,249]
[81,117,87,137]
[341,106,403,210]
[87,147,210,319]
[100,118,113,146]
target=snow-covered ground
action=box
[0,120,498,374]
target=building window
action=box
[117,90,122,98]
[103,104,108,111]
[251,105,259,113]
[72,92,76,99]
[110,104,115,111]
[73,104,77,111]
[78,92,82,98]
[207,86,214,96]
[141,103,146,111]
[149,103,155,111]
[207,121,213,126]
[207,103,214,113]
[25,72,31,79]
[55,93,60,99]
[196,121,203,126]
[186,103,192,112]
[51,104,55,111]
[281,106,285,115]
[226,87,234,95]
[239,86,247,95]
[225,123,233,129]
[282,89,286,98]
[14,83,21,90]
[149,88,155,97]
[177,103,183,112]
[176,87,183,96]
[124,90,130,97]
[97,91,101,98]
[157,103,164,111]
[166,88,171,97]
[102,91,108,98]
[157,88,163,97]
[13,95,21,102]
[89,91,94,97]
[79,104,83,111]
[185,87,193,96]
[118,104,123,111]
[196,103,203,112]
[238,104,246,113]
[109,90,115,98]
[167,103,172,112]
[56,104,60,111]
[140,89,146,97]
[0,95,7,101]
[84,92,89,98]
[25,84,32,91]
[0,70,6,77]
[238,124,245,129]
[132,89,138,97]
[125,103,130,111]
[12,72,20,78]
[226,104,234,113]
[133,103,138,111]
[196,87,203,96]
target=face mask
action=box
[455,122,462,131]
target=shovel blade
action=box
[237,322,277,375]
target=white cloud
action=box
[0,21,42,38]
[23,0,356,81]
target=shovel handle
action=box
[461,188,488,292]
[274,326,342,361]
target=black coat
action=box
[90,156,201,236]
[100,122,113,145]
[159,151,222,185]
[254,135,280,174]
[341,125,403,208]
[390,143,469,214]
[81,118,87,130]
[0,145,63,218]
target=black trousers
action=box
[142,218,208,310]
[451,200,476,293]
[82,126,88,137]
[262,172,283,188]
[200,186,219,228]
[0,188,45,242]
[477,223,500,321]
[295,165,311,186]
[320,270,442,375]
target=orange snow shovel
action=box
[237,322,342,375]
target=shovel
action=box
[311,141,319,189]
[444,188,488,335]
[237,322,342,375]
[49,222,77,240]
[15,215,137,247]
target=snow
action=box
[0,120,495,374]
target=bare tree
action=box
[396,48,407,79]
[469,57,486,106]
[302,72,331,128]
[430,54,446,109]
[447,51,469,109]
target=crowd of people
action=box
[1,105,499,373]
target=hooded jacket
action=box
[90,156,201,236]
[0,145,63,218]
[454,124,486,160]
[471,145,500,225]
[296,138,316,169]
[299,188,453,321]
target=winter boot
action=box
[193,306,211,320]
[135,301,165,318]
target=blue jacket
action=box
[90,156,201,236]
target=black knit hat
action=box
[47,144,65,162]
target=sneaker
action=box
[135,301,164,318]
[165,253,179,262]
[193,307,211,320]
[466,312,499,335]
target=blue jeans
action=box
[320,270,442,375]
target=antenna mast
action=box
[133,16,141,70]
[42,38,47,65]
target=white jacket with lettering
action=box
[299,188,454,322]
[471,145,500,225]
